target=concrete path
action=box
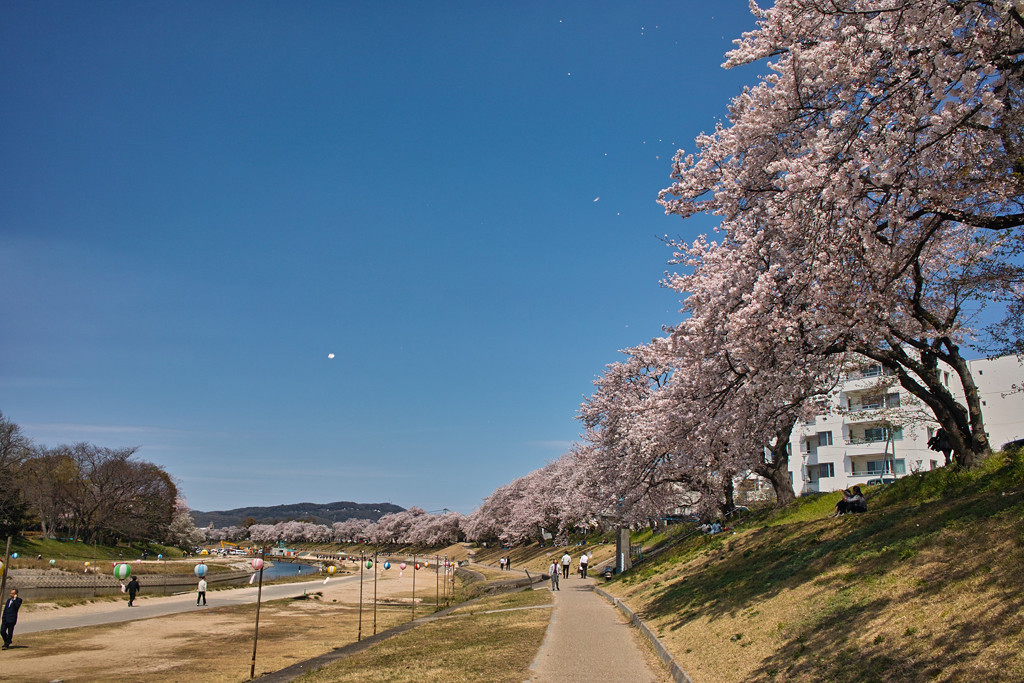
[527,575,668,682]
[17,573,360,634]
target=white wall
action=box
[785,354,1024,495]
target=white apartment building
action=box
[788,354,1024,495]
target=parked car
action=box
[1002,438,1024,451]
[866,477,896,486]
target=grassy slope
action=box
[611,451,1024,683]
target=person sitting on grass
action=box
[833,486,867,516]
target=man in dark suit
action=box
[2,588,23,650]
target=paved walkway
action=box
[526,575,668,682]
[17,573,360,634]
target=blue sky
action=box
[1,1,760,515]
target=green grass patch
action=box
[606,450,1024,682]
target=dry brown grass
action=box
[295,590,553,683]
[2,596,414,682]
[610,468,1024,683]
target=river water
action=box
[13,561,321,600]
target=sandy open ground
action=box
[2,564,455,682]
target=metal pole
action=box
[435,554,439,611]
[249,546,266,679]
[357,552,364,642]
[412,553,416,620]
[372,551,378,635]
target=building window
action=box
[862,459,906,475]
[861,394,884,410]
[818,463,834,478]
[862,365,883,378]
[863,426,886,442]
[817,431,833,447]
[886,393,901,408]
[862,426,903,443]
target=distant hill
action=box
[190,501,405,528]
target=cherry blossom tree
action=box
[332,518,371,543]
[247,524,280,544]
[660,0,1024,468]
[405,511,465,546]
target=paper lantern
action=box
[113,563,131,580]
[422,561,429,568]
[252,558,264,571]
[136,559,142,564]
[400,562,407,570]
[157,554,163,560]
[49,559,56,566]
[364,560,372,569]
[384,561,391,570]
[10,553,17,559]
[84,561,90,567]
[0,560,4,573]
[194,563,208,578]
[414,563,420,570]
[200,549,209,556]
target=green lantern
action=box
[365,560,373,569]
[113,563,132,580]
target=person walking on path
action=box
[126,576,140,607]
[579,553,589,579]
[561,552,571,579]
[548,561,560,590]
[2,589,23,650]
[499,556,506,571]
[196,577,207,606]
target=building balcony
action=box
[844,409,886,423]
[842,374,896,393]
[837,442,892,458]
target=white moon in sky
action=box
[328,353,335,359]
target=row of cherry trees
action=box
[203,507,468,547]
[461,0,1024,541]
[201,2,1024,547]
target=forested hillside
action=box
[190,501,405,528]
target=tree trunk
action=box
[755,421,798,507]
[719,473,736,516]
[863,339,992,469]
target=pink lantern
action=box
[252,558,264,571]
[399,562,407,570]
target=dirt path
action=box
[1,566,450,682]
